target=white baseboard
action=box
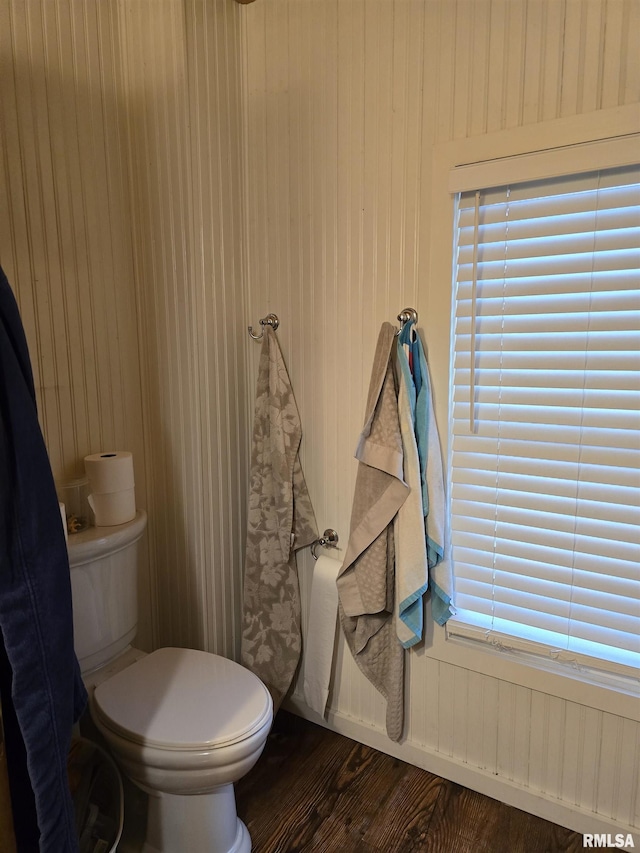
[283,694,639,841]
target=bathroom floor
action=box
[235,711,584,853]
[0,708,589,853]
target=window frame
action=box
[424,103,640,721]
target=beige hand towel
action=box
[337,322,409,741]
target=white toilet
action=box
[68,511,273,853]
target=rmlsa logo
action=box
[583,835,635,848]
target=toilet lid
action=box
[93,647,273,750]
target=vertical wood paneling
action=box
[119,0,192,649]
[0,0,152,646]
[539,0,565,121]
[496,681,518,780]
[596,713,624,819]
[560,701,585,804]
[479,673,500,775]
[581,0,605,112]
[452,0,472,138]
[486,0,508,134]
[2,0,246,659]
[434,0,455,142]
[335,0,365,533]
[422,657,442,752]
[468,0,491,136]
[578,707,605,811]
[513,685,533,784]
[522,0,544,125]
[623,0,640,104]
[504,0,527,127]
[528,691,549,793]
[119,0,246,659]
[451,664,469,762]
[601,0,625,108]
[244,0,640,830]
[464,669,486,769]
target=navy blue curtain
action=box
[0,265,86,852]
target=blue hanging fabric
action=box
[398,321,452,626]
[0,265,87,852]
[395,320,429,647]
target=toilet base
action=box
[141,783,251,853]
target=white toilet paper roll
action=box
[88,488,136,527]
[303,553,341,718]
[84,451,135,494]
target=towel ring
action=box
[310,529,339,561]
[248,313,280,340]
[396,307,418,335]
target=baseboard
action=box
[283,694,638,841]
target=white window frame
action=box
[424,103,640,721]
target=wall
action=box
[241,0,640,836]
[117,0,248,658]
[0,0,248,658]
[0,0,153,643]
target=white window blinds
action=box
[449,162,640,679]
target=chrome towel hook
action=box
[396,307,418,335]
[310,529,340,561]
[248,313,280,340]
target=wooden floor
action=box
[0,728,17,853]
[236,712,584,853]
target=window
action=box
[447,152,640,683]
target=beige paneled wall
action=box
[241,0,640,834]
[118,0,247,657]
[0,0,247,658]
[0,0,153,648]
[184,0,250,659]
[0,0,143,481]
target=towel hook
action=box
[396,307,418,335]
[248,313,280,340]
[310,528,339,561]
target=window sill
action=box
[420,617,640,721]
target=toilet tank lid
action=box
[93,647,273,750]
[67,510,147,567]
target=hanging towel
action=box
[394,323,429,647]
[241,326,318,709]
[337,322,409,742]
[0,265,87,853]
[411,328,453,625]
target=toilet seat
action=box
[93,647,272,751]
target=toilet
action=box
[68,511,273,853]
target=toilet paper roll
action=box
[88,488,136,527]
[84,451,135,494]
[303,553,341,718]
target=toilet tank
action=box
[68,511,147,675]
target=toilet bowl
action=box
[68,512,273,853]
[91,647,273,853]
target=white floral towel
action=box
[241,326,318,708]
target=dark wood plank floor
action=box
[236,712,584,853]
